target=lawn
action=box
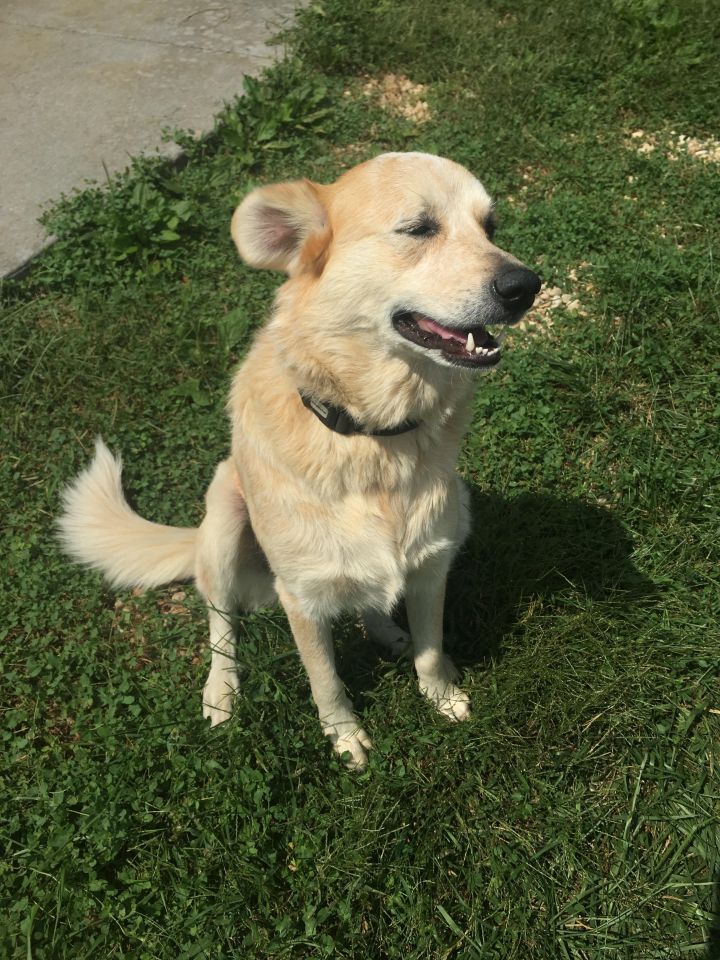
[1,0,719,957]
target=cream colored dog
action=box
[59,152,540,769]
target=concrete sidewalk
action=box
[0,0,299,278]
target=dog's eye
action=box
[484,213,497,241]
[397,216,439,239]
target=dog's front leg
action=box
[406,563,471,721]
[277,582,372,770]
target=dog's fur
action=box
[59,152,539,769]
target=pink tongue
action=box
[415,315,465,342]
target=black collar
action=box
[299,392,419,437]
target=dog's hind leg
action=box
[361,609,410,657]
[277,583,372,770]
[196,459,275,726]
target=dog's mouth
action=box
[392,311,502,368]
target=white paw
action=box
[324,720,373,770]
[439,653,460,683]
[202,667,240,727]
[419,665,471,723]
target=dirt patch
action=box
[509,263,595,344]
[627,129,720,164]
[361,74,431,123]
[158,589,192,618]
[668,131,720,163]
[515,264,593,338]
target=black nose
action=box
[492,267,541,310]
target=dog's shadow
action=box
[447,487,657,663]
[340,487,657,694]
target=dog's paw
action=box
[419,676,471,722]
[202,667,240,727]
[324,720,373,770]
[361,610,411,657]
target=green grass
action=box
[2,0,720,956]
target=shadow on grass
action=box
[706,865,720,958]
[341,487,657,693]
[444,487,658,665]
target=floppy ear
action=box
[231,179,329,274]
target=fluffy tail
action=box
[58,438,198,589]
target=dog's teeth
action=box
[476,344,502,358]
[466,331,475,352]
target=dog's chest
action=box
[234,416,466,618]
[371,478,458,568]
[258,475,460,619]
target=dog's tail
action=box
[58,438,198,589]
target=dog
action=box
[59,152,540,769]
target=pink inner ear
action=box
[257,206,299,256]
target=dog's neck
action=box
[299,391,421,436]
[271,315,475,434]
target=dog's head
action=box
[231,152,540,372]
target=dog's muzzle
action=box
[392,265,542,370]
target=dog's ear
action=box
[231,179,330,274]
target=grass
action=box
[1,0,719,956]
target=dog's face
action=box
[231,152,540,372]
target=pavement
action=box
[0,0,300,278]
